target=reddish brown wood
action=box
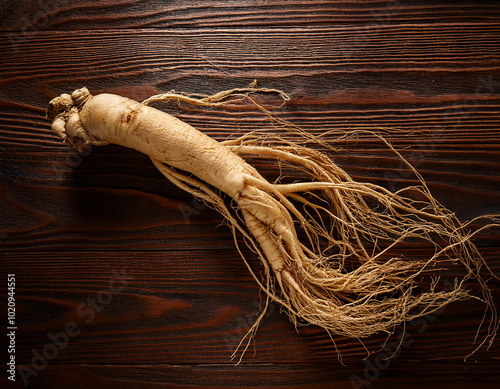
[2,250,499,365]
[1,361,500,389]
[1,1,500,388]
[1,0,500,31]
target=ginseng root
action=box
[46,85,498,362]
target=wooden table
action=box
[1,1,499,388]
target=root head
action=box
[46,93,74,121]
[46,87,106,152]
[46,87,92,121]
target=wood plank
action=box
[3,361,500,389]
[2,251,499,368]
[2,25,500,109]
[1,27,499,154]
[0,27,499,250]
[1,144,499,251]
[1,0,500,32]
[2,27,500,142]
[2,2,500,387]
[0,147,237,251]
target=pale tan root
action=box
[142,80,290,109]
[48,84,498,363]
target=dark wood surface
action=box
[1,1,499,388]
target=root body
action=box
[47,85,498,361]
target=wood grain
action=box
[1,1,500,388]
[1,144,499,251]
[3,251,499,364]
[2,361,500,389]
[1,250,499,387]
[1,0,500,31]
